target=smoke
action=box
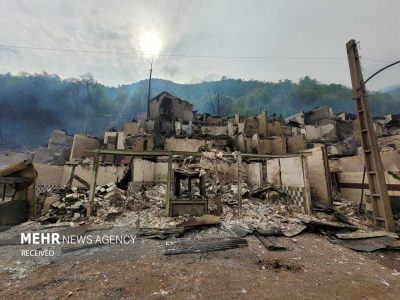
[0,72,398,150]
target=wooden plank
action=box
[237,153,242,217]
[166,152,172,216]
[87,150,99,217]
[336,231,398,240]
[301,156,312,215]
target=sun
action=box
[139,30,162,56]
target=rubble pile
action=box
[115,184,187,228]
[38,186,89,224]
[37,180,374,237]
[37,182,134,224]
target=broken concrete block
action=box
[105,207,121,221]
[70,202,82,210]
[72,213,80,221]
[104,192,115,200]
[123,122,139,136]
[106,185,116,193]
[51,200,62,208]
[267,191,280,202]
[42,195,60,214]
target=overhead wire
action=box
[0,43,390,62]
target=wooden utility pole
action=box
[236,153,242,217]
[87,150,100,217]
[166,152,172,216]
[216,90,220,116]
[147,59,153,119]
[346,39,395,232]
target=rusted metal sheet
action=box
[177,214,220,230]
[330,236,400,252]
[256,235,291,251]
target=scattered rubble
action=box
[37,182,133,224]
[33,179,397,254]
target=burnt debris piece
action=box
[164,238,248,255]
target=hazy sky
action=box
[0,0,399,90]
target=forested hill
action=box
[0,72,398,149]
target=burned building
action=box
[149,92,193,135]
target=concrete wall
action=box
[33,148,54,164]
[319,119,337,139]
[266,159,281,185]
[236,134,246,152]
[132,159,155,182]
[285,112,305,124]
[302,125,321,141]
[258,112,268,137]
[227,122,237,136]
[124,122,140,136]
[35,163,65,186]
[248,163,262,188]
[130,157,244,186]
[126,136,145,151]
[329,151,400,214]
[302,121,337,141]
[266,157,305,187]
[164,137,205,152]
[306,107,334,124]
[244,118,258,137]
[205,139,229,151]
[69,134,101,161]
[200,125,228,136]
[154,162,169,181]
[305,147,332,205]
[268,121,283,136]
[327,144,348,156]
[34,163,127,188]
[251,134,259,153]
[258,139,274,154]
[149,93,193,121]
[200,157,244,183]
[273,137,287,155]
[279,157,305,187]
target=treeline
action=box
[0,73,398,149]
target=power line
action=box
[0,43,384,62]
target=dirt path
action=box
[1,233,399,299]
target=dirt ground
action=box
[1,230,400,300]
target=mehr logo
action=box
[20,232,137,245]
[21,232,61,245]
